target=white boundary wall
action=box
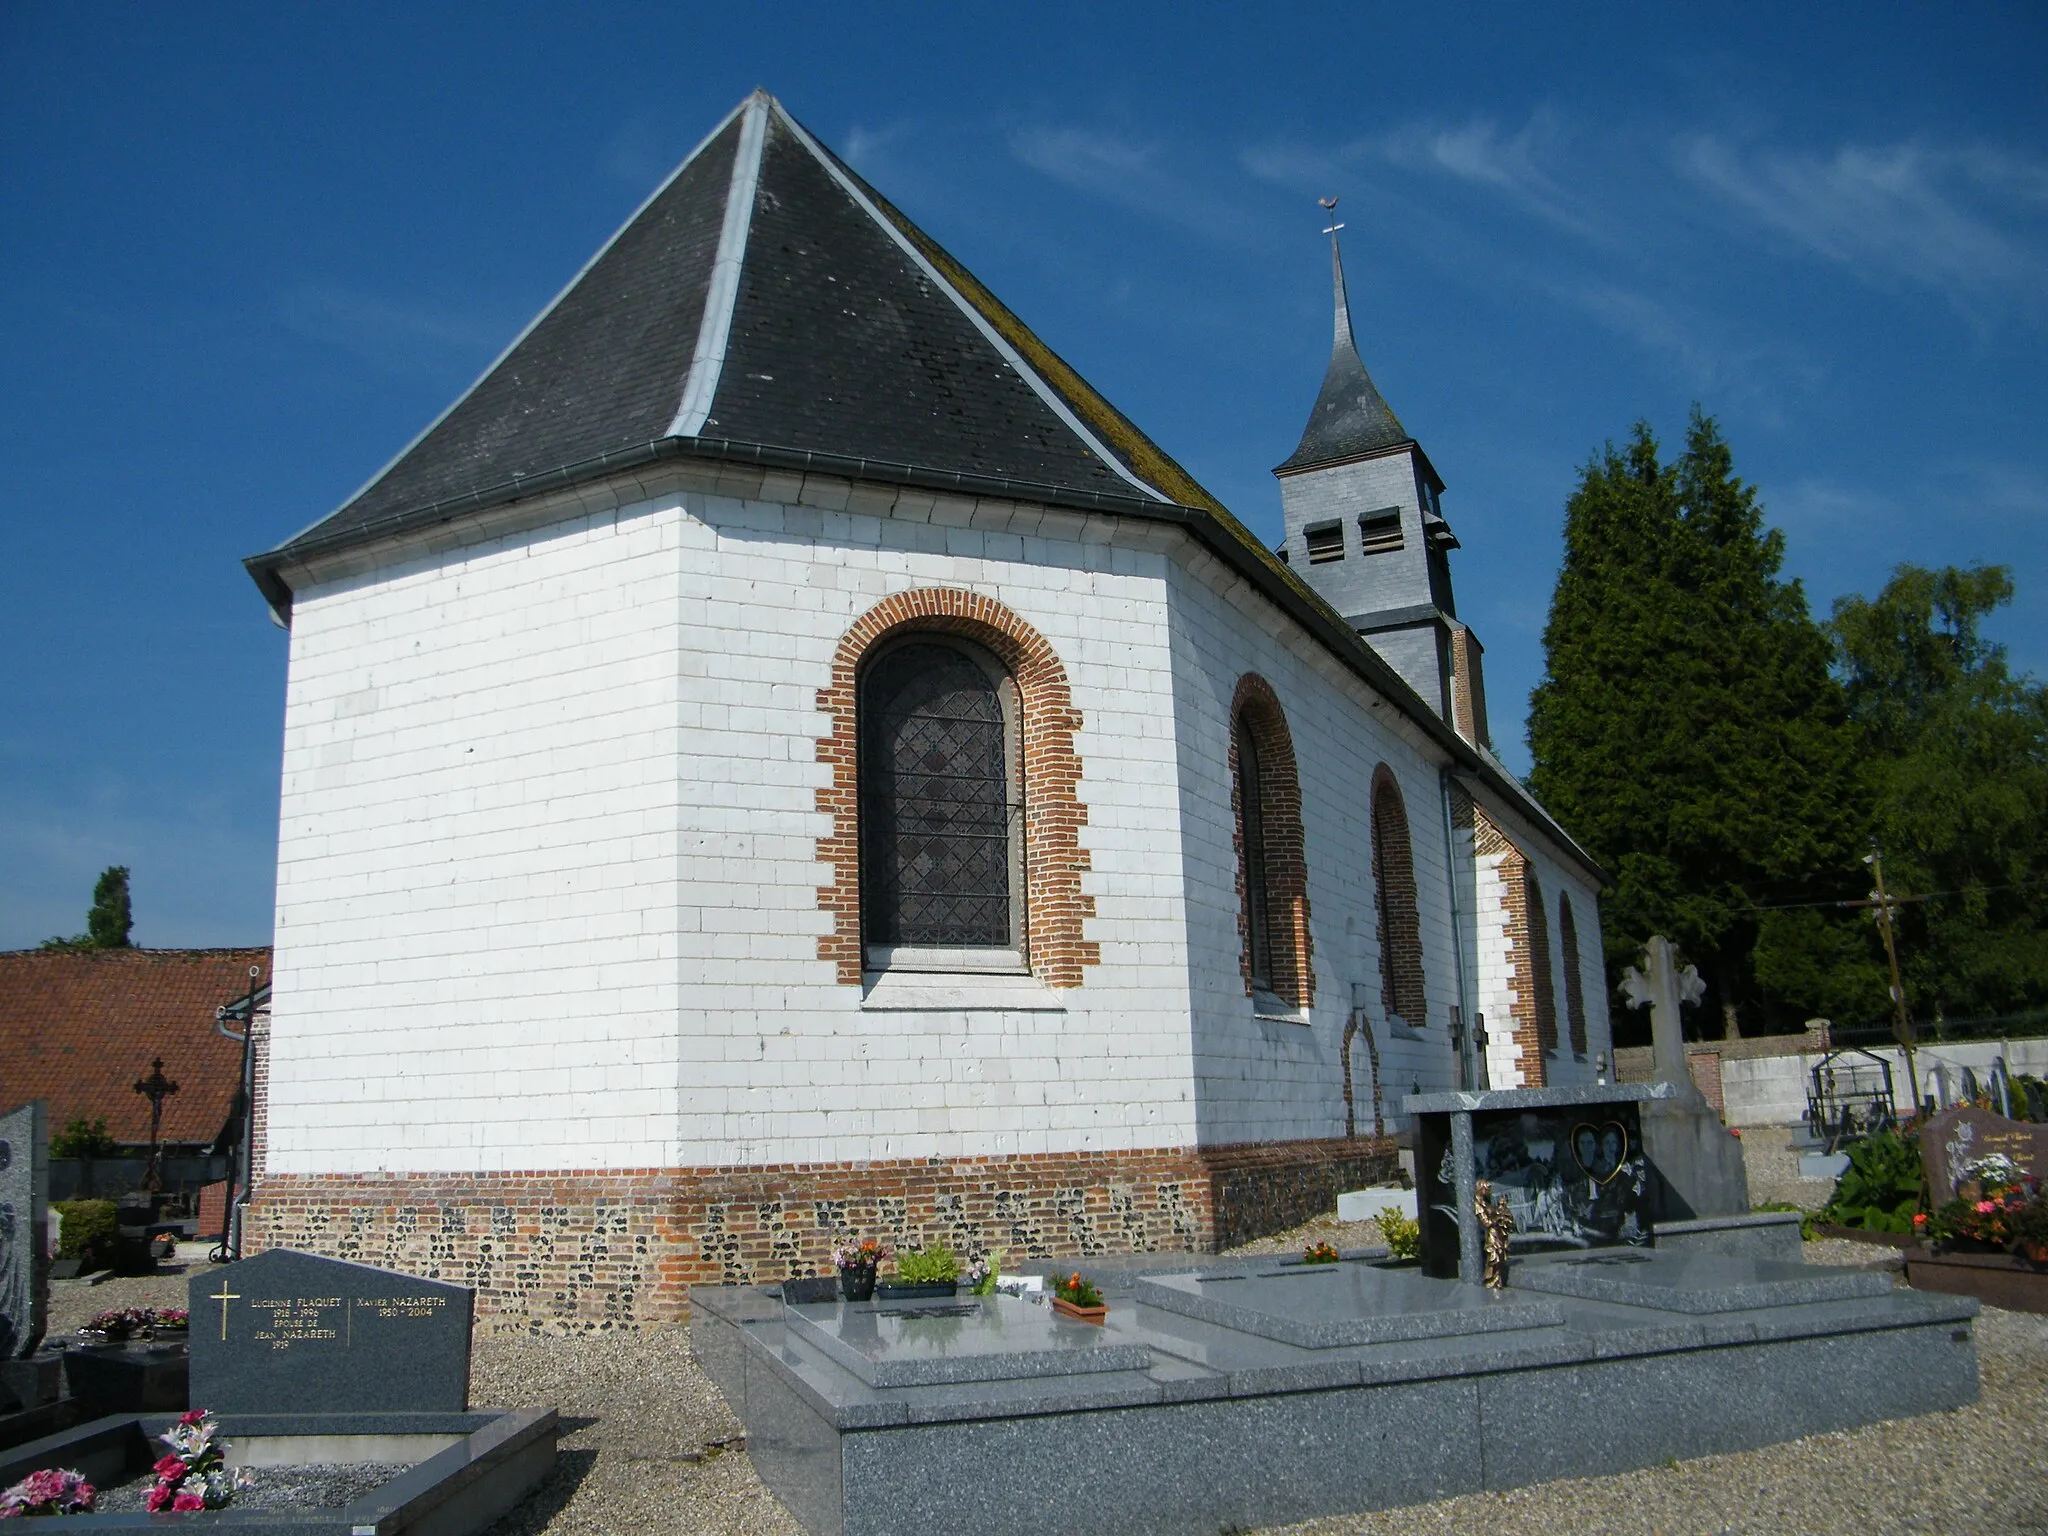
[1721,1038,2048,1128]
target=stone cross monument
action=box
[1618,937,1748,1220]
[1620,935,1706,1089]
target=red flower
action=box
[144,1484,174,1513]
[172,1490,206,1512]
[153,1455,187,1480]
[178,1409,207,1426]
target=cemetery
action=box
[1,1107,561,1531]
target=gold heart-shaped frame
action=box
[1569,1121,1631,1185]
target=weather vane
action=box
[1319,195,1344,238]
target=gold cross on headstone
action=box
[210,1280,241,1341]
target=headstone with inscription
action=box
[188,1249,472,1413]
[0,1102,48,1362]
[1920,1105,2048,1207]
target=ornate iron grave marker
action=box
[189,1248,472,1412]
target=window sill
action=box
[866,945,1026,975]
[1251,988,1310,1026]
[861,968,1066,1013]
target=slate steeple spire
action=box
[1276,227,1410,473]
[1273,215,1483,741]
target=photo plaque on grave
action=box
[189,1249,473,1412]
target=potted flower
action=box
[0,1467,96,1517]
[833,1237,891,1301]
[1047,1271,1107,1324]
[2011,1193,2048,1267]
[878,1245,961,1301]
[965,1248,1006,1297]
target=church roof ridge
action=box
[1274,231,1414,476]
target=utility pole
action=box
[1861,848,1921,1114]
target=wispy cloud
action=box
[1243,110,1601,242]
[1009,125,1257,243]
[1685,137,2048,321]
[275,285,509,375]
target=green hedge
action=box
[54,1199,117,1269]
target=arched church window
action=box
[1525,867,1560,1057]
[859,639,1022,966]
[1237,720,1274,987]
[1559,891,1588,1057]
[1230,676,1313,1009]
[1370,768,1427,1030]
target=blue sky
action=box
[3,4,2044,948]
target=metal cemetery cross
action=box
[132,1057,180,1194]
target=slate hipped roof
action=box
[245,90,1603,884]
[1275,237,1419,476]
[253,90,1234,587]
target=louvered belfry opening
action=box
[859,641,1017,947]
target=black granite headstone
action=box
[188,1249,472,1413]
[1417,1103,1652,1279]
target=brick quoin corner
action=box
[246,1137,1397,1328]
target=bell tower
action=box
[1275,211,1488,747]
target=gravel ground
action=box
[92,1462,409,1513]
[41,1210,2048,1535]
[1740,1124,1842,1210]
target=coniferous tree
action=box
[87,866,133,948]
[40,865,135,950]
[1830,564,2048,1023]
[1528,412,1866,1034]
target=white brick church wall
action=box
[1164,556,1465,1143]
[270,473,1205,1175]
[267,464,1606,1177]
[270,501,690,1175]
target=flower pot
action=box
[875,1281,957,1301]
[839,1267,877,1302]
[1050,1296,1107,1325]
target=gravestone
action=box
[0,1102,48,1362]
[189,1249,473,1413]
[1413,1095,1656,1280]
[1920,1105,2048,1206]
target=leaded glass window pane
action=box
[1238,721,1273,988]
[860,642,1013,947]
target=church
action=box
[241,90,1610,1324]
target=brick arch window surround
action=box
[1559,890,1588,1056]
[1229,674,1313,1009]
[1369,766,1427,1030]
[817,588,1098,988]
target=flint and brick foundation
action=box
[246,1136,1396,1329]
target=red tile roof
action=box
[0,948,269,1147]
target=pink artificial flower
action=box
[178,1409,207,1426]
[144,1484,173,1514]
[153,1455,187,1480]
[1978,1200,1996,1214]
[172,1491,205,1512]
